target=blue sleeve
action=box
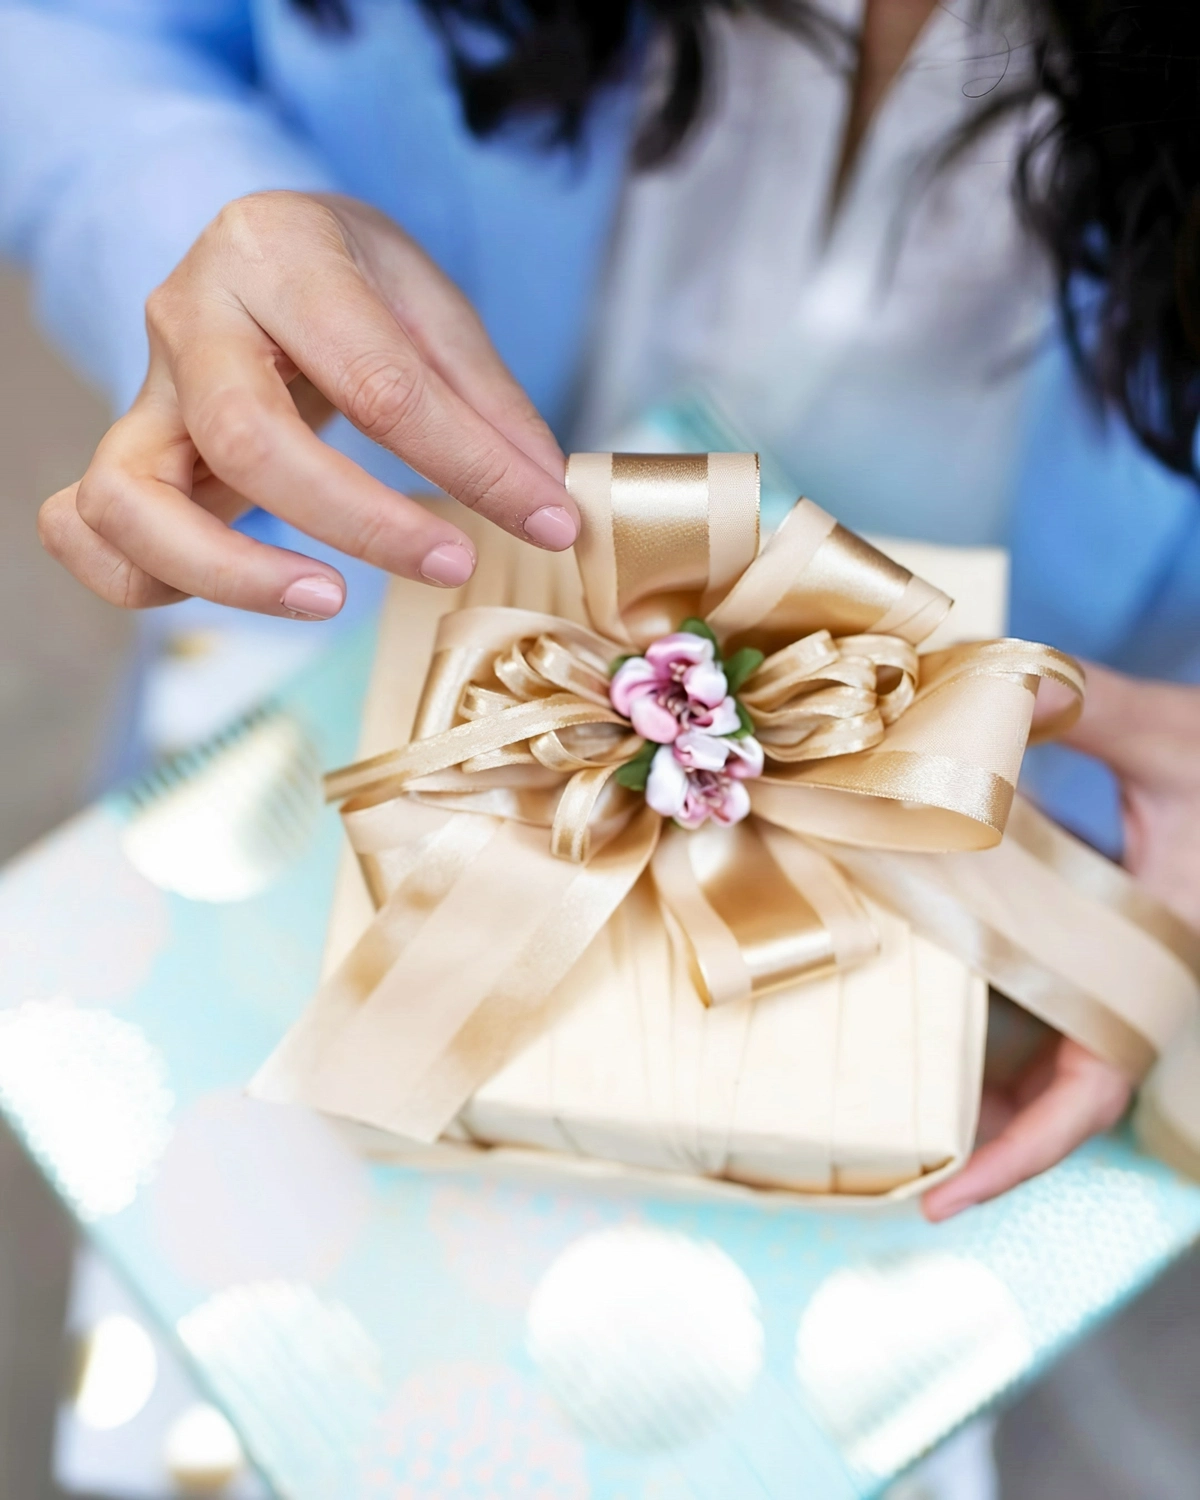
[0,0,335,411]
[1011,335,1200,858]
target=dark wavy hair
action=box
[296,0,1200,479]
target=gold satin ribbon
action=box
[271,453,1200,1160]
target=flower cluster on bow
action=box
[608,620,765,830]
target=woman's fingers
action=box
[333,197,566,479]
[1043,661,1142,774]
[38,484,185,610]
[1032,661,1200,921]
[79,465,349,618]
[191,469,254,526]
[44,467,352,620]
[70,392,358,618]
[44,190,579,622]
[147,319,481,588]
[1037,660,1200,787]
[212,196,578,548]
[922,1039,1131,1221]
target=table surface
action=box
[1,629,1198,1500]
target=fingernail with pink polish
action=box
[420,541,476,588]
[928,1194,971,1222]
[523,505,578,551]
[281,575,344,619]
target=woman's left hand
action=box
[923,661,1200,1221]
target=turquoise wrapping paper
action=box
[0,630,1198,1500]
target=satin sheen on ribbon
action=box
[254,454,1200,1175]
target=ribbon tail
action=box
[252,804,661,1141]
[650,818,878,1007]
[812,795,1200,1086]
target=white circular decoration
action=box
[795,1251,1033,1478]
[163,1403,246,1493]
[0,1000,173,1219]
[73,1314,158,1431]
[527,1226,763,1451]
[150,1091,371,1289]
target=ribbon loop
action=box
[652,820,878,1006]
[735,630,919,764]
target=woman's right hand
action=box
[924,663,1200,1221]
[38,191,579,620]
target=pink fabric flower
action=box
[725,735,765,779]
[612,627,764,828]
[610,632,737,744]
[672,729,731,772]
[646,746,757,830]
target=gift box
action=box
[253,454,1200,1202]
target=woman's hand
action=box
[38,191,578,619]
[923,661,1200,1221]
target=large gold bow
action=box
[263,454,1200,1152]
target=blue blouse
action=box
[2,0,1198,850]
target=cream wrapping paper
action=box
[252,455,1200,1202]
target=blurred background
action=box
[2,261,1200,1500]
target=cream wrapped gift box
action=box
[253,454,1197,1202]
[317,536,999,1198]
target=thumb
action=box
[1036,660,1200,797]
[1034,661,1152,782]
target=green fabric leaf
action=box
[729,700,757,739]
[608,653,635,677]
[677,617,719,648]
[722,647,764,694]
[615,740,656,791]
